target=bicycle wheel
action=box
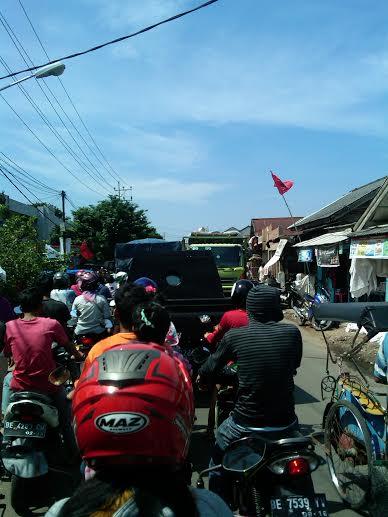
[324,399,373,509]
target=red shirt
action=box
[4,317,69,393]
[206,309,249,347]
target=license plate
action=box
[3,420,47,439]
[271,494,328,517]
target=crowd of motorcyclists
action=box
[0,265,336,516]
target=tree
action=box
[69,196,161,261]
[0,212,66,300]
[0,214,45,299]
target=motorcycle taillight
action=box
[288,458,309,476]
[80,337,94,346]
[268,454,318,476]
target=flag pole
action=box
[270,171,310,277]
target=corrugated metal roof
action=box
[294,177,387,228]
[351,225,388,238]
[294,229,352,248]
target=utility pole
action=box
[60,190,66,223]
[114,181,132,200]
[60,190,66,257]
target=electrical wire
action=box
[0,152,59,193]
[18,0,128,187]
[0,56,108,196]
[0,93,105,197]
[0,164,60,226]
[65,194,78,211]
[0,0,219,80]
[0,14,113,192]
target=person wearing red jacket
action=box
[206,280,254,349]
[205,280,254,437]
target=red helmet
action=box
[72,343,194,468]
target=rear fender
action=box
[2,439,48,478]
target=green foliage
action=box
[70,195,161,261]
[0,214,58,300]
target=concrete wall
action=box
[4,195,62,240]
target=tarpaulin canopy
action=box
[264,239,287,273]
[293,229,351,248]
[115,239,182,271]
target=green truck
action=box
[183,231,246,294]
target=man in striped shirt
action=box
[199,284,303,499]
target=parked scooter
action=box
[197,434,327,517]
[291,283,334,331]
[1,346,79,515]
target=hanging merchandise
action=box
[316,245,340,267]
[298,249,314,263]
[350,239,388,259]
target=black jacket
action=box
[199,319,302,427]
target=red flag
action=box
[80,240,94,260]
[271,171,294,195]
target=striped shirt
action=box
[199,320,303,427]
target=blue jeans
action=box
[209,415,300,502]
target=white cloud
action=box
[92,0,183,30]
[105,126,204,172]
[111,44,139,60]
[133,177,225,203]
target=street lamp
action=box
[0,62,65,93]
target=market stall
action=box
[349,226,388,301]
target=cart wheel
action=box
[324,399,373,510]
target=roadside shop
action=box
[349,226,388,301]
[293,230,352,302]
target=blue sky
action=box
[1,0,388,239]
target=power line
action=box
[0,56,107,196]
[0,13,113,192]
[0,164,60,226]
[17,0,127,187]
[0,93,105,197]
[0,153,59,195]
[65,194,78,211]
[0,0,219,80]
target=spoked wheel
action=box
[324,399,373,510]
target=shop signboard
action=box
[350,239,388,259]
[316,245,340,267]
[298,249,314,263]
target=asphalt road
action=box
[0,325,363,516]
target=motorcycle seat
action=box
[9,391,53,405]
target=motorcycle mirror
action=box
[49,365,70,386]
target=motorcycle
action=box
[291,284,334,331]
[197,434,328,517]
[1,345,79,516]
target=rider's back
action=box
[225,320,302,428]
[4,317,67,393]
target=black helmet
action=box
[53,272,70,289]
[231,280,255,308]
